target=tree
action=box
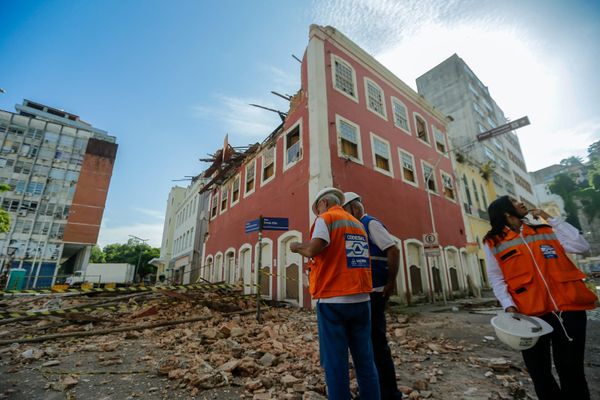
[102,239,160,277]
[588,140,600,163]
[560,156,584,167]
[89,245,106,263]
[0,184,10,233]
[549,173,582,230]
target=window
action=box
[399,149,417,186]
[497,158,509,172]
[505,180,516,195]
[514,172,533,194]
[441,172,455,200]
[220,185,229,213]
[391,97,410,133]
[262,146,275,183]
[478,123,487,134]
[468,83,478,96]
[422,162,437,193]
[433,126,446,153]
[365,78,386,119]
[507,149,527,171]
[332,55,358,101]
[231,175,240,205]
[336,115,362,163]
[370,134,392,176]
[415,114,429,144]
[479,184,488,209]
[493,173,503,187]
[285,123,301,167]
[486,116,497,128]
[492,137,504,151]
[210,193,218,219]
[473,102,484,118]
[245,160,255,196]
[484,146,496,162]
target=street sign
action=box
[424,247,441,257]
[423,233,439,247]
[476,116,530,141]
[262,217,289,231]
[245,219,260,233]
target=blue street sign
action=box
[262,217,289,231]
[245,219,260,233]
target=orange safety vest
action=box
[308,205,373,299]
[485,224,597,316]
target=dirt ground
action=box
[0,296,598,400]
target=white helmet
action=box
[490,312,553,350]
[312,187,344,215]
[343,192,362,207]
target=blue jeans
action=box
[317,301,381,400]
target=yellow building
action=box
[452,152,497,292]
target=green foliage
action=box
[89,245,106,263]
[0,184,10,234]
[101,239,160,277]
[560,156,584,167]
[549,173,583,230]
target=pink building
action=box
[201,25,468,308]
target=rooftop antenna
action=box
[292,54,302,63]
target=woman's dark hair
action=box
[483,195,519,243]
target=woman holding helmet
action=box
[483,195,597,399]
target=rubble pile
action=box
[0,289,537,399]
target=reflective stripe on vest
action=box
[490,232,558,255]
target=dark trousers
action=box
[521,310,589,400]
[370,292,402,400]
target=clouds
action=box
[97,207,165,248]
[191,93,285,143]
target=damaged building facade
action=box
[0,100,117,288]
[199,25,482,308]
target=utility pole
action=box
[129,235,149,284]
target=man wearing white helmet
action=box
[343,191,402,400]
[291,187,380,400]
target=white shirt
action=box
[310,216,370,304]
[484,217,590,310]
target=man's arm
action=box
[290,238,327,258]
[382,245,399,298]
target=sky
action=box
[1,0,599,248]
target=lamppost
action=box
[129,235,149,284]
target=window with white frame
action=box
[336,116,362,162]
[478,123,486,134]
[415,115,429,144]
[391,97,410,132]
[433,126,446,153]
[497,157,509,172]
[441,171,455,200]
[365,78,386,119]
[285,124,301,167]
[262,146,275,183]
[473,102,484,118]
[245,160,255,195]
[211,193,218,218]
[486,116,497,128]
[231,175,240,205]
[399,149,417,185]
[220,184,229,212]
[333,56,357,100]
[370,134,392,175]
[422,162,437,193]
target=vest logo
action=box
[345,233,370,268]
[540,244,558,259]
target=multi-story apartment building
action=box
[166,177,210,284]
[416,54,537,209]
[152,186,185,280]
[0,100,117,288]
[198,25,476,308]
